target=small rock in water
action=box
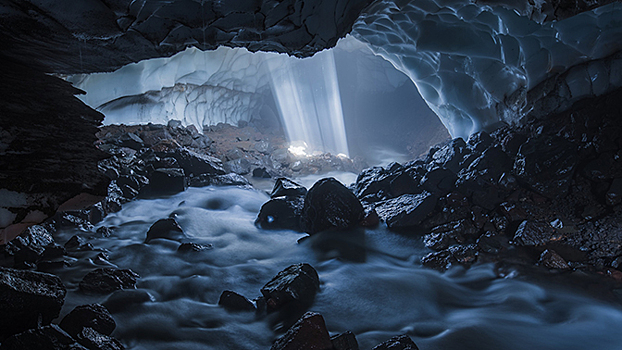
[64,235,94,251]
[144,218,184,243]
[261,263,320,311]
[177,243,212,252]
[270,312,333,350]
[372,334,419,350]
[60,304,116,339]
[0,267,67,339]
[218,291,256,312]
[331,331,359,350]
[539,249,571,270]
[79,268,139,294]
[76,327,125,350]
[300,178,364,234]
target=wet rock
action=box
[360,207,380,227]
[140,168,186,197]
[64,235,94,251]
[513,136,578,199]
[171,148,225,176]
[102,290,154,314]
[252,167,272,178]
[256,196,304,231]
[388,169,422,197]
[218,291,256,312]
[144,218,184,243]
[3,224,55,266]
[513,220,560,246]
[300,178,364,234]
[467,131,493,153]
[0,267,66,339]
[421,244,478,271]
[270,312,332,350]
[116,132,144,150]
[0,325,87,350]
[424,220,477,250]
[477,231,507,254]
[539,249,571,270]
[79,268,139,294]
[420,167,457,195]
[60,304,116,339]
[177,243,212,252]
[75,327,125,350]
[606,178,622,206]
[188,173,251,187]
[260,263,320,311]
[372,335,419,350]
[224,158,252,175]
[331,331,359,350]
[354,167,394,198]
[431,138,467,173]
[271,178,307,198]
[96,227,113,238]
[375,192,437,229]
[55,212,95,232]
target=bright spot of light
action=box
[288,145,308,157]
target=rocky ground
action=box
[3,87,622,349]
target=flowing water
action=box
[51,180,622,350]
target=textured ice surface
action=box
[351,1,622,138]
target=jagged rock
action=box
[144,218,184,243]
[60,304,116,339]
[513,220,559,246]
[372,335,419,350]
[96,227,113,237]
[539,249,571,270]
[116,133,144,150]
[354,166,394,198]
[466,146,512,182]
[188,173,251,187]
[177,243,212,252]
[79,268,139,294]
[388,169,422,197]
[218,291,256,312]
[54,212,94,232]
[300,178,364,234]
[375,192,437,228]
[419,167,457,195]
[261,263,320,312]
[171,148,225,176]
[431,138,467,173]
[256,196,305,231]
[3,224,55,266]
[0,325,87,350]
[421,244,478,271]
[0,267,66,339]
[477,231,507,254]
[424,220,477,251]
[75,327,125,350]
[467,131,494,153]
[224,158,252,175]
[331,331,359,350]
[64,235,94,251]
[514,136,578,199]
[270,312,332,350]
[360,207,380,227]
[271,178,307,198]
[140,168,186,197]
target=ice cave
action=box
[2,1,622,350]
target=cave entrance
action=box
[69,35,449,167]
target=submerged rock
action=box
[218,291,256,312]
[0,267,67,339]
[144,218,184,243]
[270,312,332,350]
[0,325,86,350]
[300,178,364,234]
[261,263,320,312]
[79,268,139,294]
[59,304,116,339]
[372,335,419,350]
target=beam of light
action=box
[268,50,349,157]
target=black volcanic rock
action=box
[60,304,116,339]
[372,335,419,350]
[270,312,333,350]
[261,263,320,312]
[300,178,364,234]
[4,224,55,266]
[140,168,187,197]
[218,291,256,312]
[79,268,139,294]
[75,327,125,350]
[144,218,184,243]
[331,331,360,350]
[0,325,87,350]
[271,178,307,198]
[375,192,437,228]
[256,196,305,231]
[0,267,67,340]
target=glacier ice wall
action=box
[351,1,622,139]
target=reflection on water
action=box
[51,185,622,350]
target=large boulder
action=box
[79,269,139,294]
[59,304,116,339]
[375,192,437,228]
[256,196,305,231]
[270,312,333,350]
[171,148,225,176]
[260,263,320,312]
[0,267,67,340]
[300,178,364,234]
[140,168,186,197]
